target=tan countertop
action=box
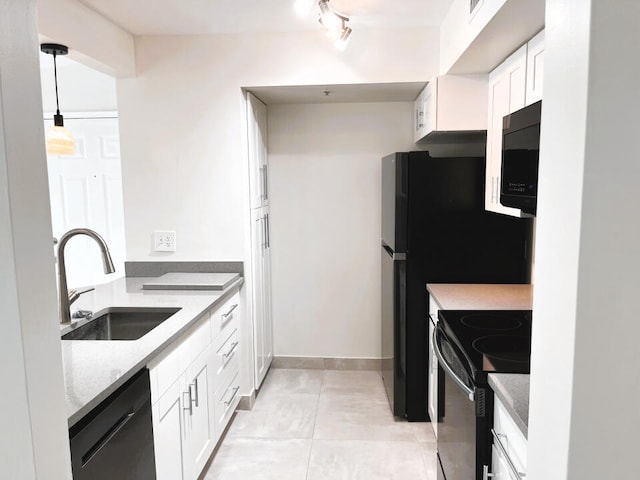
[427,283,533,310]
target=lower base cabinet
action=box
[491,396,527,480]
[149,291,242,480]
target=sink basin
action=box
[62,307,181,341]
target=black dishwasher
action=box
[69,369,156,479]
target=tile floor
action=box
[202,368,438,480]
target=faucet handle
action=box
[68,289,79,303]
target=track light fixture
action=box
[317,0,352,50]
[41,43,76,155]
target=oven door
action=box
[434,323,481,480]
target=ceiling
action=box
[247,82,426,105]
[77,0,452,36]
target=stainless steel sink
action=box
[62,307,181,341]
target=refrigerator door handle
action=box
[382,243,406,260]
[433,326,475,402]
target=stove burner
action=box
[460,313,522,331]
[472,335,531,365]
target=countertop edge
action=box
[66,278,244,427]
[488,373,529,439]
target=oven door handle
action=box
[433,326,475,402]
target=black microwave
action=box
[500,100,541,215]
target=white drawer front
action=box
[213,328,239,382]
[213,371,240,438]
[211,292,240,338]
[493,398,527,476]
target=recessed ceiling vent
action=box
[470,0,481,14]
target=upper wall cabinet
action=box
[485,31,544,216]
[525,30,545,106]
[247,92,269,209]
[414,75,488,143]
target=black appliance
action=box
[500,100,542,215]
[381,151,532,421]
[69,369,156,480]
[434,310,533,480]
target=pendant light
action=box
[41,43,75,156]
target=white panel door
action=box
[251,207,266,387]
[247,92,268,209]
[525,30,545,106]
[153,380,186,480]
[45,116,125,287]
[182,348,214,480]
[262,208,274,377]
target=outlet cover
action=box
[154,230,176,252]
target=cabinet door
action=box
[486,45,527,216]
[182,348,214,480]
[525,30,545,106]
[251,207,267,387]
[262,208,274,376]
[153,380,185,480]
[247,92,268,208]
[491,448,518,480]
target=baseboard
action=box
[272,356,381,371]
[237,390,256,411]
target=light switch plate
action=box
[154,230,176,252]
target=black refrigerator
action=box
[381,151,532,421]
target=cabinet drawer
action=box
[213,371,240,438]
[213,329,239,383]
[493,398,527,475]
[211,292,240,338]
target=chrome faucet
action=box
[57,228,115,324]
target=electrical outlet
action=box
[154,230,176,252]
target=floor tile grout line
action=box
[304,370,325,480]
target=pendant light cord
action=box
[53,52,61,115]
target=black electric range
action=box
[434,310,533,480]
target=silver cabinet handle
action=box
[192,378,199,408]
[491,429,526,480]
[223,385,240,406]
[264,164,268,200]
[223,341,239,360]
[183,389,193,416]
[222,303,238,321]
[265,213,270,248]
[262,216,267,249]
[259,166,266,200]
[432,327,475,401]
[482,465,494,480]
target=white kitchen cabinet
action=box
[525,30,545,106]
[247,92,269,209]
[246,90,274,392]
[148,292,242,480]
[250,205,273,388]
[414,75,488,143]
[427,294,440,438]
[152,380,185,480]
[491,395,527,480]
[485,44,528,216]
[486,31,545,216]
[182,347,214,480]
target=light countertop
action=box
[488,373,530,438]
[61,276,243,427]
[427,283,533,310]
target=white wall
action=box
[529,0,640,478]
[116,28,437,394]
[268,102,415,358]
[116,29,439,262]
[40,54,118,113]
[0,1,71,478]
